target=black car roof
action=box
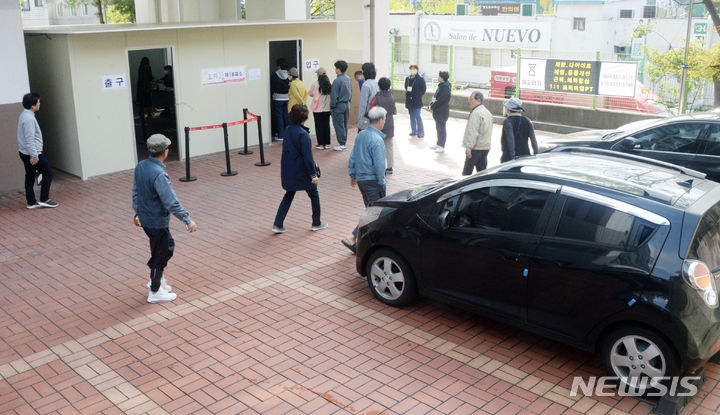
[490,150,713,207]
[618,112,720,135]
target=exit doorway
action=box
[268,39,302,139]
[128,47,179,161]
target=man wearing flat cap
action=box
[500,97,538,163]
[132,134,197,303]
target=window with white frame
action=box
[81,4,88,15]
[619,9,634,18]
[643,6,656,18]
[20,1,30,11]
[431,45,448,64]
[56,4,63,16]
[35,0,43,7]
[70,6,77,16]
[394,36,410,63]
[573,17,586,31]
[472,48,491,66]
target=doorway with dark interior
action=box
[269,40,302,140]
[128,48,178,162]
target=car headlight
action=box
[358,206,395,228]
[538,143,558,153]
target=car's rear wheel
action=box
[366,249,416,306]
[601,326,679,394]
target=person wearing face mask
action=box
[404,64,426,139]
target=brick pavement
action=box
[1,110,719,414]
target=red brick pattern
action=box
[1,112,718,414]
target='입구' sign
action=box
[519,58,637,97]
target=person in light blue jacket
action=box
[342,106,388,254]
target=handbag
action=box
[357,115,370,130]
[357,96,377,130]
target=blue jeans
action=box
[273,186,321,228]
[352,180,386,237]
[409,107,424,135]
[332,103,349,145]
[272,100,289,139]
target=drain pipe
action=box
[415,11,424,65]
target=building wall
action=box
[24,34,83,178]
[0,0,31,194]
[24,21,344,179]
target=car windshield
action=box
[601,119,660,140]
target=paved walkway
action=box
[0,110,718,415]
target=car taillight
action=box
[682,260,718,307]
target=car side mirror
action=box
[620,137,638,150]
[438,210,452,230]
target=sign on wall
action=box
[480,3,521,15]
[101,75,127,90]
[421,19,551,50]
[520,58,637,97]
[201,66,247,86]
[304,59,320,72]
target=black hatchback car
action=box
[356,148,720,390]
[539,113,720,181]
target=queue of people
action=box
[16,60,538,303]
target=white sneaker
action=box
[333,145,346,151]
[429,145,437,150]
[315,145,324,150]
[272,226,287,234]
[146,277,172,292]
[435,146,445,153]
[147,287,176,303]
[311,222,328,231]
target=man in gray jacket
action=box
[17,93,58,209]
[462,91,494,176]
[133,134,198,303]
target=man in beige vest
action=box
[462,91,494,176]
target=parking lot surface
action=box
[1,110,718,414]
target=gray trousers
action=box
[332,103,349,145]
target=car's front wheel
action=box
[601,326,679,394]
[366,249,417,306]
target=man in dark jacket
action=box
[404,64,426,138]
[271,58,290,141]
[430,71,451,153]
[133,134,197,303]
[500,97,538,162]
[374,77,397,174]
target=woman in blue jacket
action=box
[272,105,328,233]
[404,64,426,138]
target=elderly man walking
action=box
[342,106,388,254]
[133,134,198,303]
[462,91,494,176]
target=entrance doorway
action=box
[128,48,178,161]
[268,40,302,139]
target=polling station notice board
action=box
[518,58,637,97]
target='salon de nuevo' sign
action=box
[422,20,551,50]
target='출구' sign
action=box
[422,19,551,50]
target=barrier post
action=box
[221,122,238,177]
[179,126,197,182]
[254,115,271,167]
[238,108,253,155]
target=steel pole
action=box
[679,0,694,114]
